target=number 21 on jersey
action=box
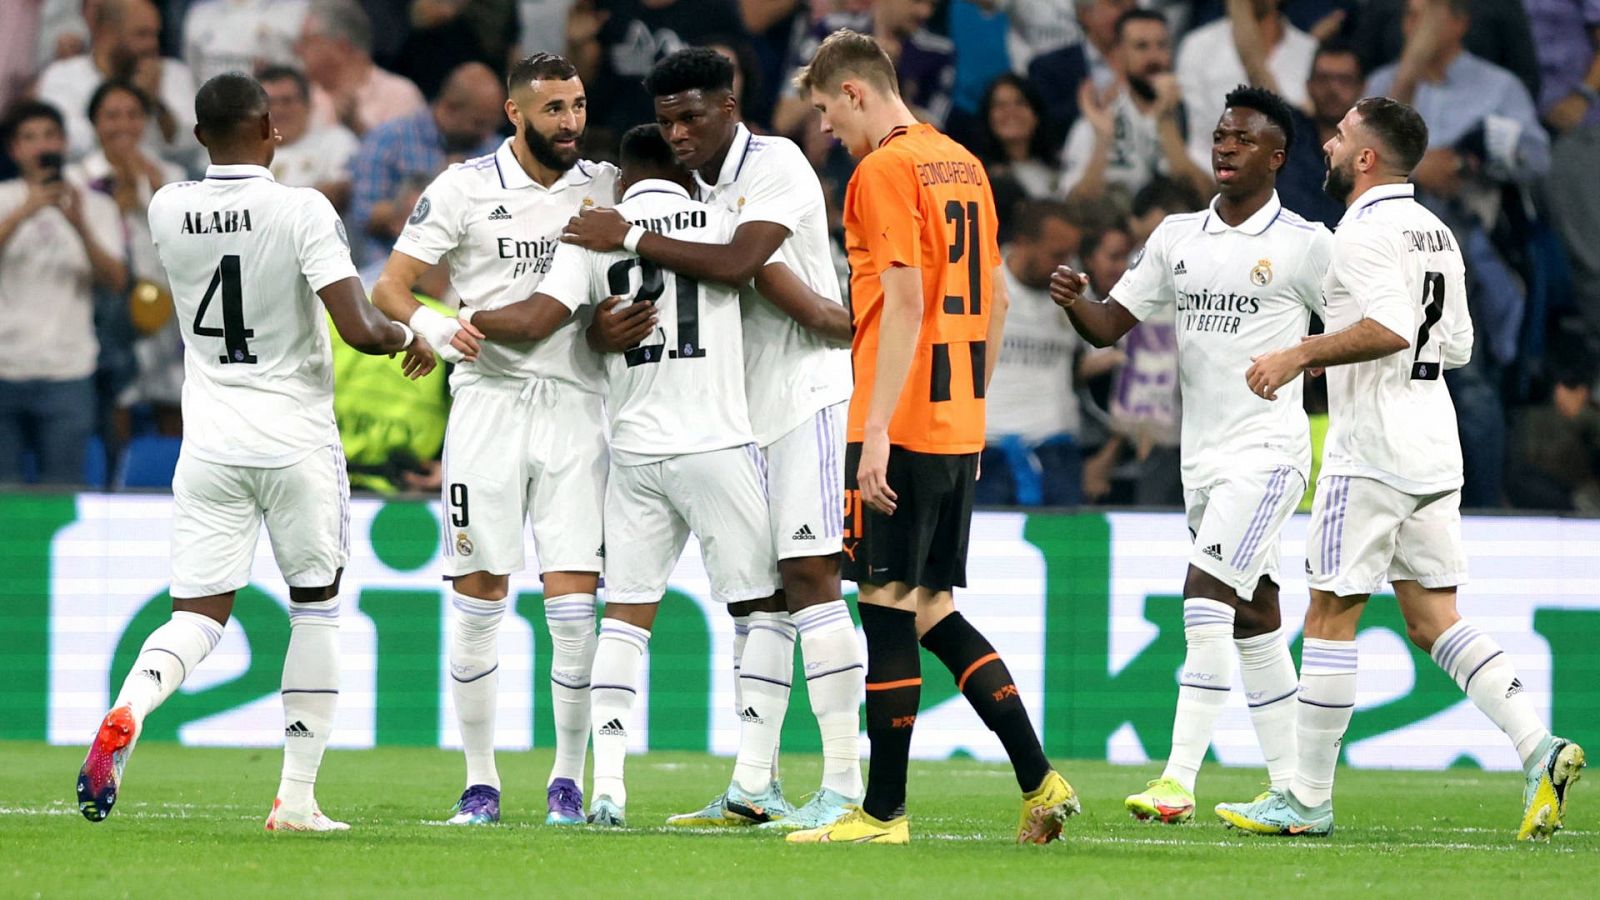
[606,257,706,368]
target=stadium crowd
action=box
[0,0,1596,512]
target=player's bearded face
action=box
[521,112,583,172]
[1323,149,1356,203]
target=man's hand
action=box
[55,184,89,233]
[451,317,484,360]
[561,207,630,252]
[1246,345,1307,401]
[410,306,477,364]
[20,180,65,219]
[1150,73,1183,119]
[1049,265,1090,310]
[131,56,164,99]
[397,334,437,379]
[1078,79,1116,141]
[587,296,656,352]
[857,430,897,515]
[403,458,443,492]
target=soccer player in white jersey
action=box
[563,48,863,830]
[1049,86,1331,824]
[77,72,424,831]
[459,124,822,827]
[371,53,616,827]
[1220,97,1584,841]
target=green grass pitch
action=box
[3,742,1594,898]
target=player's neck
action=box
[698,131,738,185]
[864,99,919,150]
[510,138,566,188]
[1215,186,1273,228]
[206,147,270,169]
[1346,175,1410,208]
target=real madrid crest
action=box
[582,196,595,208]
[1250,258,1273,286]
[738,196,746,209]
[455,531,474,556]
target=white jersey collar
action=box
[205,163,275,182]
[492,138,596,192]
[1339,182,1415,226]
[696,122,755,196]
[1202,190,1283,236]
[622,179,692,203]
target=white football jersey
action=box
[538,180,774,465]
[149,164,358,467]
[395,139,617,393]
[694,124,853,445]
[1111,192,1332,488]
[1320,183,1472,494]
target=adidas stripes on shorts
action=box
[1183,464,1306,601]
[762,400,846,561]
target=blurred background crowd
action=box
[1,0,1597,513]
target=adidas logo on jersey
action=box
[792,524,816,541]
[285,720,314,738]
[487,205,512,221]
[1173,260,1187,275]
[140,668,163,686]
[1507,678,1524,699]
[1202,543,1223,561]
[598,718,626,737]
[739,706,764,725]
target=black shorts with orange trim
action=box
[841,442,978,592]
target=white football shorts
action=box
[170,444,350,597]
[1306,474,1467,596]
[763,400,845,560]
[1184,464,1306,601]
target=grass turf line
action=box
[3,742,1594,898]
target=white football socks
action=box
[1431,619,1550,770]
[732,611,796,794]
[1290,638,1358,807]
[1162,598,1236,792]
[1236,628,1300,790]
[112,610,224,720]
[543,593,597,786]
[793,602,865,799]
[448,591,505,791]
[279,597,341,811]
[590,619,649,807]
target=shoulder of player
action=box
[1149,210,1209,245]
[1331,216,1406,258]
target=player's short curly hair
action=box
[195,73,268,141]
[619,123,677,171]
[1223,84,1296,158]
[1354,96,1429,175]
[644,48,734,98]
[506,52,579,94]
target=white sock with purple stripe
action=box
[1235,628,1299,790]
[544,593,597,786]
[1290,638,1357,807]
[113,610,224,721]
[1431,619,1550,771]
[794,601,865,799]
[1161,598,1236,792]
[449,591,505,791]
[279,597,341,812]
[732,610,796,795]
[591,619,650,807]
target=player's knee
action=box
[778,557,841,610]
[603,602,658,630]
[542,570,599,598]
[1234,579,1282,637]
[452,571,509,600]
[913,592,957,639]
[729,593,786,617]
[1403,610,1458,652]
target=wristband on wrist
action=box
[623,224,645,254]
[393,321,414,349]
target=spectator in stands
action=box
[299,0,425,138]
[1528,0,1600,344]
[347,62,504,265]
[1278,40,1362,227]
[775,0,956,134]
[398,0,516,98]
[1062,9,1212,205]
[2,1,44,110]
[0,101,126,484]
[260,65,359,208]
[1506,362,1600,513]
[1127,175,1207,246]
[1178,0,1316,170]
[1354,0,1541,100]
[1027,0,1135,151]
[981,200,1123,507]
[992,0,1080,66]
[570,0,745,139]
[35,0,96,69]
[976,73,1060,199]
[70,79,185,438]
[182,0,306,85]
[36,0,198,166]
[948,1,1016,145]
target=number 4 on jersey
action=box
[192,254,257,364]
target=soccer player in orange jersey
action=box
[785,30,1078,845]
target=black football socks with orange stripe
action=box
[921,612,1051,793]
[859,603,920,821]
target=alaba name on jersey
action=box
[149,164,358,467]
[538,180,774,466]
[395,139,617,393]
[1112,191,1332,487]
[693,123,852,445]
[1321,183,1473,495]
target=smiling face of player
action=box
[654,87,737,179]
[1211,106,1284,201]
[508,76,586,174]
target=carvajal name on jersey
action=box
[498,235,559,279]
[1403,228,1456,254]
[181,209,253,234]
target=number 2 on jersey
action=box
[1411,271,1445,381]
[605,257,706,368]
[192,255,257,364]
